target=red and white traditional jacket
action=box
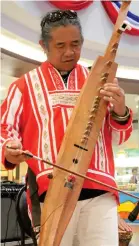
[1,61,133,201]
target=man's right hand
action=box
[4,140,30,165]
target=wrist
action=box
[4,159,16,170]
[113,106,126,117]
[110,106,130,122]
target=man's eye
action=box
[72,42,80,47]
[57,44,64,48]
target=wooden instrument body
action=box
[39,2,131,246]
[39,57,117,246]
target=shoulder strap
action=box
[27,168,41,227]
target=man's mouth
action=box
[64,59,74,63]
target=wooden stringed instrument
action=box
[39,1,132,245]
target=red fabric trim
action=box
[83,172,119,204]
[109,109,133,131]
[37,65,56,163]
[26,73,43,166]
[102,1,139,36]
[48,0,93,10]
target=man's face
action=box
[133,170,137,176]
[44,25,82,71]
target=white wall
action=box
[0,74,17,101]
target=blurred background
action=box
[1,0,139,188]
[0,1,139,246]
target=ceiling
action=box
[1,1,139,68]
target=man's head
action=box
[132,168,138,176]
[40,10,84,72]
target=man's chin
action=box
[61,62,76,71]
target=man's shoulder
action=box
[15,61,47,92]
[76,64,89,75]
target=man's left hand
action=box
[118,216,132,232]
[100,78,126,116]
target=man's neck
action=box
[59,71,69,76]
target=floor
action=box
[1,238,33,246]
[129,224,139,246]
[1,227,139,246]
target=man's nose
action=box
[64,47,74,57]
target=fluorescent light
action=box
[116,67,139,80]
[1,33,139,80]
[114,157,139,167]
[0,86,7,91]
[1,34,46,62]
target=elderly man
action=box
[1,10,132,246]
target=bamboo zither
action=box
[38,2,132,246]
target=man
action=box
[129,168,138,184]
[1,10,133,246]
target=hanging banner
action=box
[48,0,93,11]
[102,1,139,36]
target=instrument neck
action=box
[104,1,131,63]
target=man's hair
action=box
[40,10,84,48]
[132,167,138,173]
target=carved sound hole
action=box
[73,158,78,164]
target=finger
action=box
[118,224,125,231]
[103,96,119,104]
[100,90,120,102]
[5,154,27,165]
[7,149,23,156]
[104,83,119,88]
[18,154,30,162]
[6,141,22,149]
[103,86,122,96]
[113,78,119,84]
[22,150,33,159]
[125,224,132,232]
[119,221,132,232]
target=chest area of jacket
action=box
[23,89,80,128]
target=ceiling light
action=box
[0,86,7,91]
[1,34,46,62]
[1,33,139,80]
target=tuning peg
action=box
[112,43,119,49]
[101,72,109,82]
[47,173,53,179]
[117,20,132,33]
[105,61,112,67]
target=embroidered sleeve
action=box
[107,109,133,145]
[0,79,24,168]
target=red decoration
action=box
[102,1,139,36]
[48,0,93,11]
[68,175,76,183]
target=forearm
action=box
[107,108,133,145]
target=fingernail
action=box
[6,144,11,148]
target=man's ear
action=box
[39,40,48,54]
[39,40,45,50]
